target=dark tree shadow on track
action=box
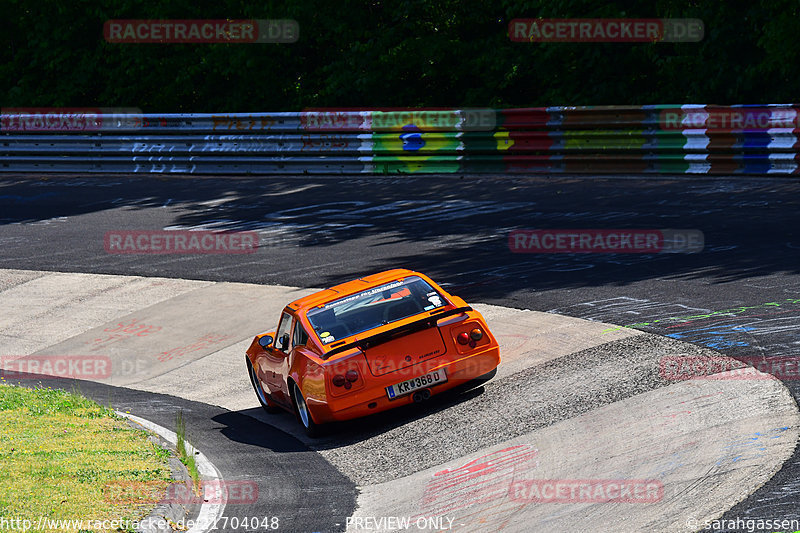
[1,173,799,304]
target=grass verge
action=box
[0,382,172,532]
[175,410,200,491]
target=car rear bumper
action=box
[307,346,500,424]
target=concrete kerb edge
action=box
[117,411,226,533]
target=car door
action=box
[284,318,320,401]
[261,311,294,406]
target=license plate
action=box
[386,369,447,400]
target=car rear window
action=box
[306,276,447,345]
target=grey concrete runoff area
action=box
[1,268,798,533]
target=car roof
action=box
[286,268,419,314]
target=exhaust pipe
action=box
[413,388,432,403]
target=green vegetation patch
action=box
[0,383,172,532]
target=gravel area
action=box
[312,333,743,486]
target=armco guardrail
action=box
[1,106,799,174]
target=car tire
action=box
[291,383,321,438]
[246,357,281,414]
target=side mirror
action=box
[278,333,290,351]
[258,335,274,349]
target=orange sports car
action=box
[245,269,500,436]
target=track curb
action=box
[119,412,225,533]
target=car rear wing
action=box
[322,306,473,360]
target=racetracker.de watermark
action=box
[509,18,703,42]
[301,108,496,132]
[660,108,800,130]
[104,230,259,254]
[0,355,111,380]
[509,229,704,254]
[0,516,278,532]
[104,480,258,505]
[1,108,142,131]
[104,19,298,43]
[508,479,663,503]
[660,355,800,381]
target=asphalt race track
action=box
[2,173,800,533]
[3,270,798,533]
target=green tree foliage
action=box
[0,0,795,110]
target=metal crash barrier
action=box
[2,106,799,174]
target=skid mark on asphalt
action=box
[166,199,533,245]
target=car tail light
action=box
[457,332,470,345]
[333,370,358,390]
[470,328,484,341]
